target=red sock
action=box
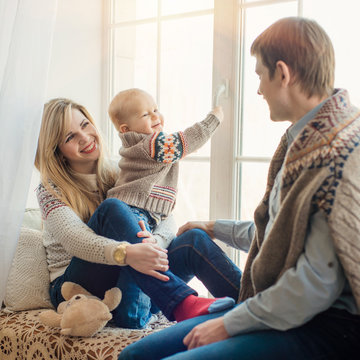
[173,295,233,322]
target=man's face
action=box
[255,57,287,122]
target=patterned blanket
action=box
[0,309,173,359]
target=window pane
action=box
[160,15,213,157]
[173,161,210,225]
[113,24,157,95]
[240,2,297,158]
[112,24,157,154]
[161,0,213,16]
[302,0,360,105]
[239,162,269,220]
[114,0,157,23]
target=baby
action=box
[107,88,223,233]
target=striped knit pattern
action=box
[150,131,186,163]
[37,184,66,220]
[149,185,176,204]
[239,89,360,311]
[282,92,360,216]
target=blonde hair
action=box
[35,98,117,222]
[251,17,335,98]
[108,88,147,131]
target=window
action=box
[236,0,360,220]
[210,0,360,268]
[106,0,215,231]
[106,0,215,295]
[106,0,360,273]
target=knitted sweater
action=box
[36,183,176,282]
[239,89,360,310]
[107,113,220,216]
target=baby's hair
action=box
[108,88,147,131]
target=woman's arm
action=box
[37,184,169,280]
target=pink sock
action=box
[173,295,235,322]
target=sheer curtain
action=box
[0,0,57,304]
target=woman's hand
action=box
[183,317,229,349]
[125,242,169,282]
[177,221,216,239]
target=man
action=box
[119,17,360,360]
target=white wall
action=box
[27,0,104,207]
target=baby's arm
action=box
[210,106,224,122]
[152,215,177,249]
[148,106,223,163]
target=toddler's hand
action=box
[137,220,157,244]
[211,106,224,123]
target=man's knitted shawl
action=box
[239,89,360,310]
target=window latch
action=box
[213,79,229,107]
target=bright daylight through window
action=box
[108,0,360,274]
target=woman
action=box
[35,98,242,329]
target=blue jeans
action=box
[168,229,241,300]
[49,199,240,328]
[127,205,157,232]
[118,307,360,360]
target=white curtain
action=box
[0,0,57,304]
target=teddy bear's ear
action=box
[39,310,62,328]
[61,282,93,300]
[102,287,122,311]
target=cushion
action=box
[4,209,52,311]
[21,207,42,231]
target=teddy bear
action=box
[39,281,122,337]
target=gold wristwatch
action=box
[113,244,128,265]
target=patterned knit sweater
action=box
[239,89,360,310]
[107,113,220,216]
[36,183,176,282]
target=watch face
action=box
[114,246,126,264]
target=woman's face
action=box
[58,108,100,174]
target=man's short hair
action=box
[251,17,335,98]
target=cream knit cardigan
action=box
[37,184,176,282]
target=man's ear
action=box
[276,60,291,88]
[119,124,130,133]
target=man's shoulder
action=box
[287,90,360,161]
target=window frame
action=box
[102,0,302,242]
[210,0,303,222]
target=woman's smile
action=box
[81,141,97,154]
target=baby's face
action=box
[122,92,164,134]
